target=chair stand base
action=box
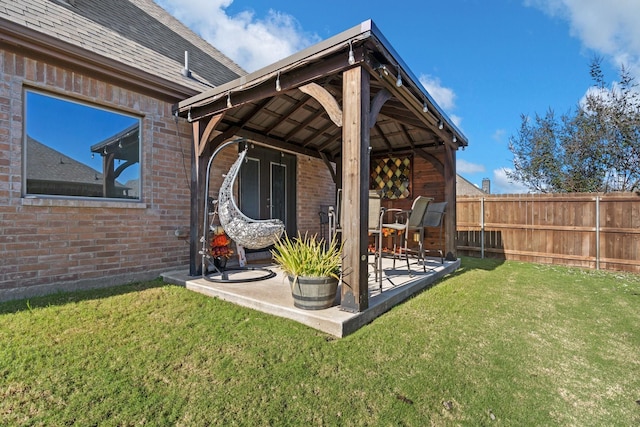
[203,266,277,283]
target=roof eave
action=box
[0,17,203,102]
[176,19,467,148]
[177,20,375,111]
[365,21,468,147]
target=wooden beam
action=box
[186,52,353,122]
[264,95,311,135]
[399,124,416,150]
[189,121,209,276]
[415,148,444,175]
[369,88,391,127]
[370,141,441,158]
[191,120,201,175]
[319,151,337,184]
[340,66,370,313]
[209,126,241,148]
[376,107,431,129]
[299,82,343,127]
[368,64,458,147]
[373,123,394,152]
[232,127,325,159]
[284,108,326,142]
[302,120,336,147]
[443,142,457,261]
[236,98,271,131]
[197,113,224,158]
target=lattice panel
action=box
[370,156,412,199]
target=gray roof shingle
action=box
[1,0,245,92]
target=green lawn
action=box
[1,258,639,426]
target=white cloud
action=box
[492,168,531,194]
[419,74,463,130]
[154,0,319,72]
[419,74,456,110]
[525,0,640,78]
[457,159,486,174]
[449,114,463,129]
[492,129,506,143]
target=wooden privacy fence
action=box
[456,193,640,273]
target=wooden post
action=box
[340,66,370,312]
[189,120,208,276]
[444,141,457,260]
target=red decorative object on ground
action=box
[210,229,234,259]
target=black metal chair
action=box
[422,201,447,264]
[382,196,433,275]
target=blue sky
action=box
[26,91,140,183]
[156,0,640,193]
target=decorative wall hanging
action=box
[370,156,412,199]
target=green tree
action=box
[508,58,640,193]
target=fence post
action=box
[480,197,485,259]
[595,196,600,270]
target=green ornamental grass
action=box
[271,232,342,280]
[1,257,639,425]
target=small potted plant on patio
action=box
[271,233,342,310]
[209,226,234,270]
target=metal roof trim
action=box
[178,20,375,110]
[177,19,468,146]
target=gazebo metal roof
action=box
[175,20,467,162]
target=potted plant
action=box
[271,233,342,310]
[209,226,234,269]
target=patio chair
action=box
[368,190,385,291]
[328,189,385,291]
[327,189,342,239]
[422,201,447,264]
[382,196,433,275]
[217,148,285,249]
[201,139,282,283]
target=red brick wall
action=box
[0,48,195,300]
[0,46,447,300]
[296,154,336,238]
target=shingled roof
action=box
[0,0,245,98]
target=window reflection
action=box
[24,90,141,200]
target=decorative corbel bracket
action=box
[299,83,343,127]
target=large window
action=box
[24,89,141,200]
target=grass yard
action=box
[1,257,639,426]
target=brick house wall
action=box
[0,47,446,301]
[0,49,195,301]
[296,154,336,238]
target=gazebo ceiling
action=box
[174,20,468,162]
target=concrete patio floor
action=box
[162,255,460,337]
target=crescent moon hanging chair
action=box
[201,139,284,283]
[217,148,285,249]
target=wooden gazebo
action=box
[174,20,468,313]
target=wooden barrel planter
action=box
[288,276,338,310]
